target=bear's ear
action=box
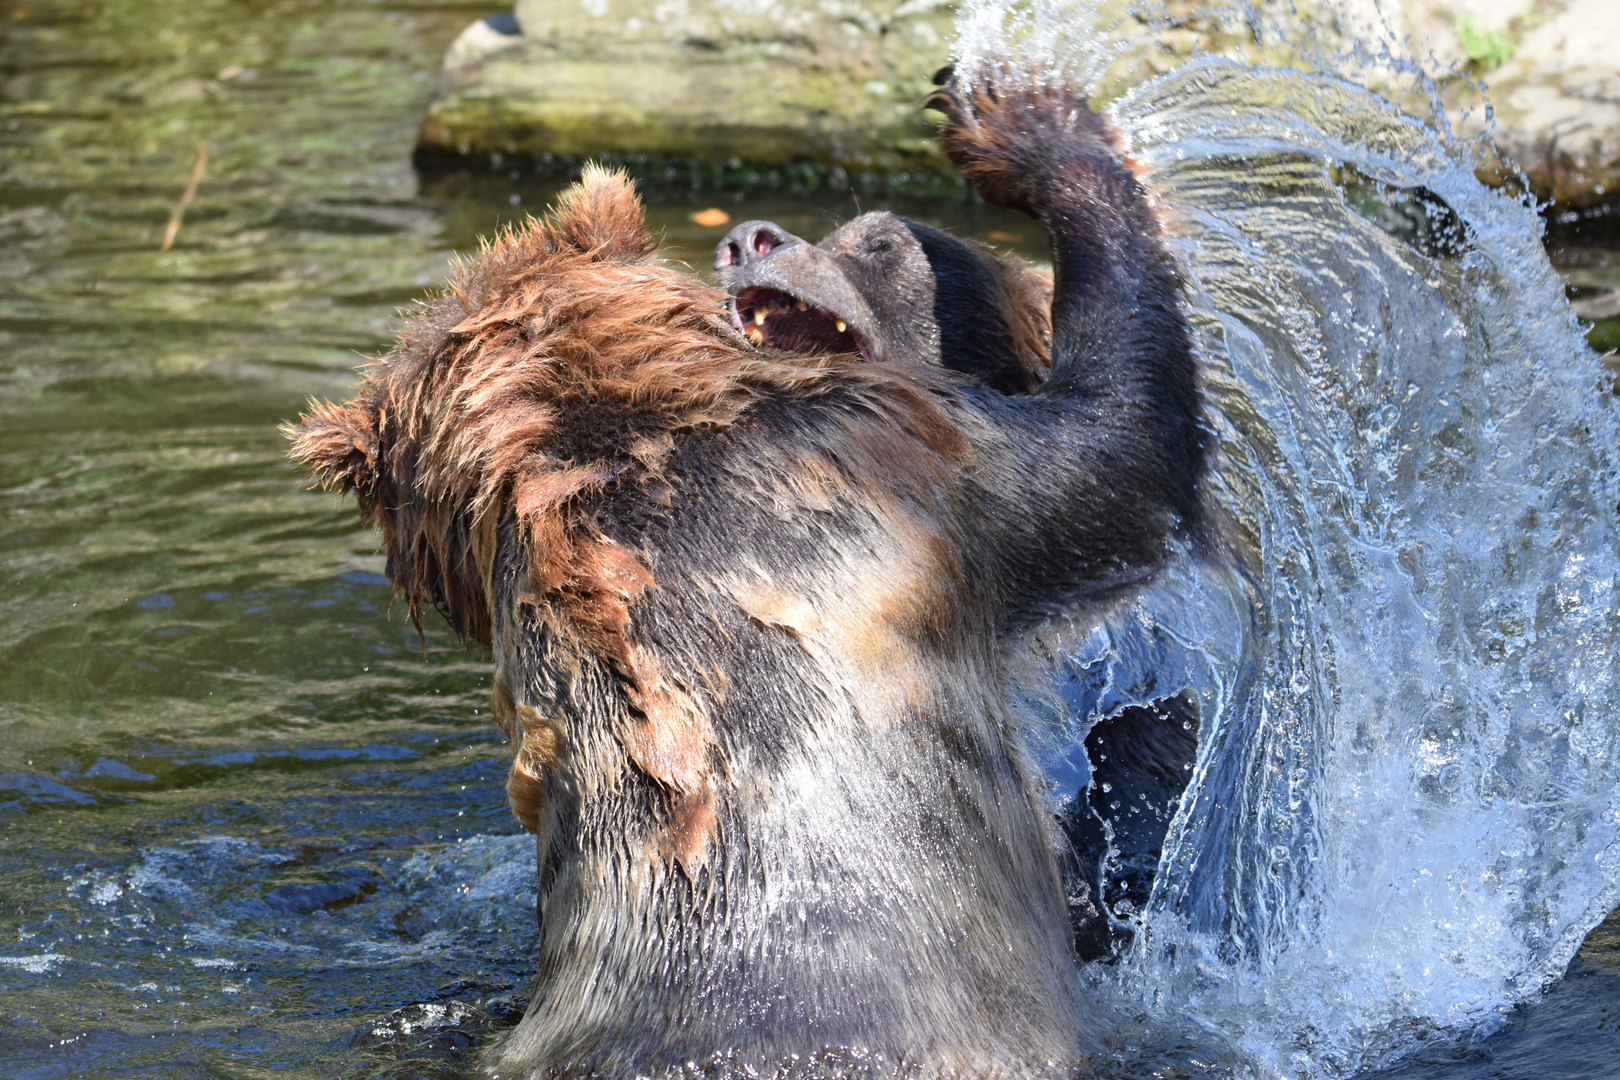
[548,163,657,263]
[285,397,381,494]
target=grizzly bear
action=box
[712,99,1203,962]
[289,66,1202,1078]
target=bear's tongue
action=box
[734,288,865,359]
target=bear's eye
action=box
[859,236,894,256]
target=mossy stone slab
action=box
[421,0,955,174]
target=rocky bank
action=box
[419,0,1619,210]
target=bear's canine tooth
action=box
[835,320,846,333]
[754,308,767,326]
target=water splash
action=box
[963,6,1620,1076]
[951,0,1426,109]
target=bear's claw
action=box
[920,87,960,119]
[923,63,1129,218]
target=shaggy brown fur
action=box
[713,186,1211,965]
[290,66,1201,1078]
[292,167,964,852]
[993,255,1056,383]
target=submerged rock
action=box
[421,0,1619,209]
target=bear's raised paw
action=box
[924,66,1127,217]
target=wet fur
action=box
[718,96,1205,961]
[290,66,1201,1078]
[719,211,1055,395]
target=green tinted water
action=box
[0,2,1046,1075]
[1,2,1618,1077]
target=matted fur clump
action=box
[288,166,973,843]
[290,164,956,677]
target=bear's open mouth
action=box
[731,287,868,360]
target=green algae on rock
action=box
[420,0,1620,212]
[418,0,956,178]
[1437,0,1620,211]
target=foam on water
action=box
[957,3,1620,1076]
[69,831,538,963]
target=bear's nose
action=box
[714,220,800,270]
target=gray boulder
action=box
[421,0,956,175]
[1438,0,1620,209]
[420,0,1619,209]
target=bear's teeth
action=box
[753,308,767,326]
[835,320,847,333]
[795,299,807,311]
[744,324,762,342]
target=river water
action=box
[2,1,1619,1078]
